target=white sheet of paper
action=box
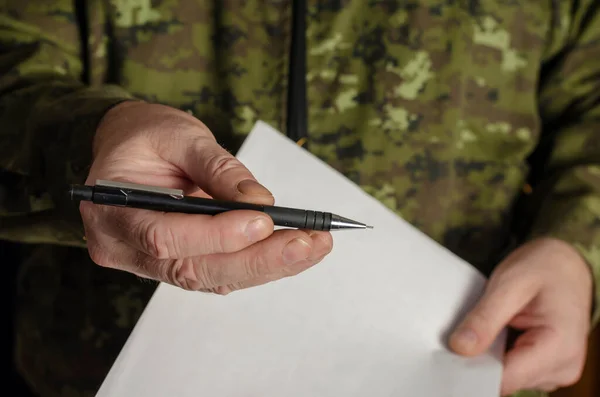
[96,121,506,397]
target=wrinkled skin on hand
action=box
[81,101,333,293]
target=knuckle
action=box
[167,258,199,291]
[244,253,269,279]
[169,259,191,290]
[188,136,214,155]
[189,257,221,290]
[142,221,175,259]
[207,152,242,179]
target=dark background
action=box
[2,241,35,396]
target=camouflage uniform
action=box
[0,1,599,397]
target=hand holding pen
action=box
[79,101,335,294]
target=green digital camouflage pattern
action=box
[0,1,599,396]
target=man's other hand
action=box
[80,101,333,293]
[448,238,593,395]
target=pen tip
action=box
[366,225,374,229]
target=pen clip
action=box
[95,180,185,199]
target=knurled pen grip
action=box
[69,180,371,231]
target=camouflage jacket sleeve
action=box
[525,1,600,327]
[0,2,133,247]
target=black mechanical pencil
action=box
[68,180,373,231]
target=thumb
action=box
[166,132,274,205]
[448,275,538,356]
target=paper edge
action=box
[239,121,489,282]
[95,120,508,396]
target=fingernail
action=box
[282,238,311,265]
[237,179,273,196]
[452,328,478,352]
[245,217,271,242]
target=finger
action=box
[305,230,334,258]
[448,271,539,356]
[160,130,274,204]
[86,210,332,290]
[114,229,316,290]
[215,254,329,294]
[500,328,557,395]
[92,203,274,259]
[214,231,333,294]
[190,229,329,290]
